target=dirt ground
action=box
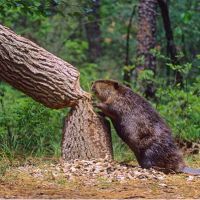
[0,155,200,199]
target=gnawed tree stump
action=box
[0,24,113,161]
[62,99,113,160]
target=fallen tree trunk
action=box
[0,24,113,161]
[0,24,87,108]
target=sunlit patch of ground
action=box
[0,155,200,199]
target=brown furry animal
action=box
[92,80,200,175]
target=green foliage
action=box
[137,69,154,81]
[111,127,135,162]
[156,84,200,141]
[63,40,88,65]
[0,0,199,161]
[167,62,192,75]
[0,84,67,158]
[80,63,99,91]
[0,0,60,17]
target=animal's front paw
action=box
[92,102,104,108]
[95,102,106,109]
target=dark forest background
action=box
[0,0,199,160]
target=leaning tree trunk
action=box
[136,0,157,98]
[0,25,86,109]
[0,24,113,161]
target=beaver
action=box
[92,79,200,175]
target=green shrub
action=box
[0,84,67,158]
[155,82,200,141]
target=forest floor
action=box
[0,155,200,199]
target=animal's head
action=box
[92,80,134,118]
[91,80,124,102]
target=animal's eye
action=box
[114,82,119,89]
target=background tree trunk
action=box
[85,0,102,62]
[136,0,157,98]
[0,24,113,161]
[62,99,113,160]
[158,0,183,87]
[123,6,136,84]
[136,0,157,72]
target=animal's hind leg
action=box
[139,157,153,169]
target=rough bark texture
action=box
[62,99,113,160]
[158,0,183,87]
[85,0,102,62]
[0,24,87,109]
[136,0,157,99]
[136,0,157,72]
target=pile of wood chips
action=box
[16,157,167,186]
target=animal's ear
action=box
[113,82,119,89]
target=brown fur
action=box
[92,80,199,174]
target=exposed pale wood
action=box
[62,98,113,160]
[0,24,88,109]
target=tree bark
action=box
[123,6,136,84]
[157,0,183,87]
[136,0,157,98]
[62,99,113,160]
[0,24,113,161]
[85,0,102,62]
[136,0,157,73]
[0,24,87,109]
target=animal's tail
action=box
[181,167,200,175]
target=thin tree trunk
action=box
[136,0,157,98]
[85,0,102,62]
[123,6,136,84]
[62,99,113,160]
[157,0,183,87]
[0,24,113,161]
